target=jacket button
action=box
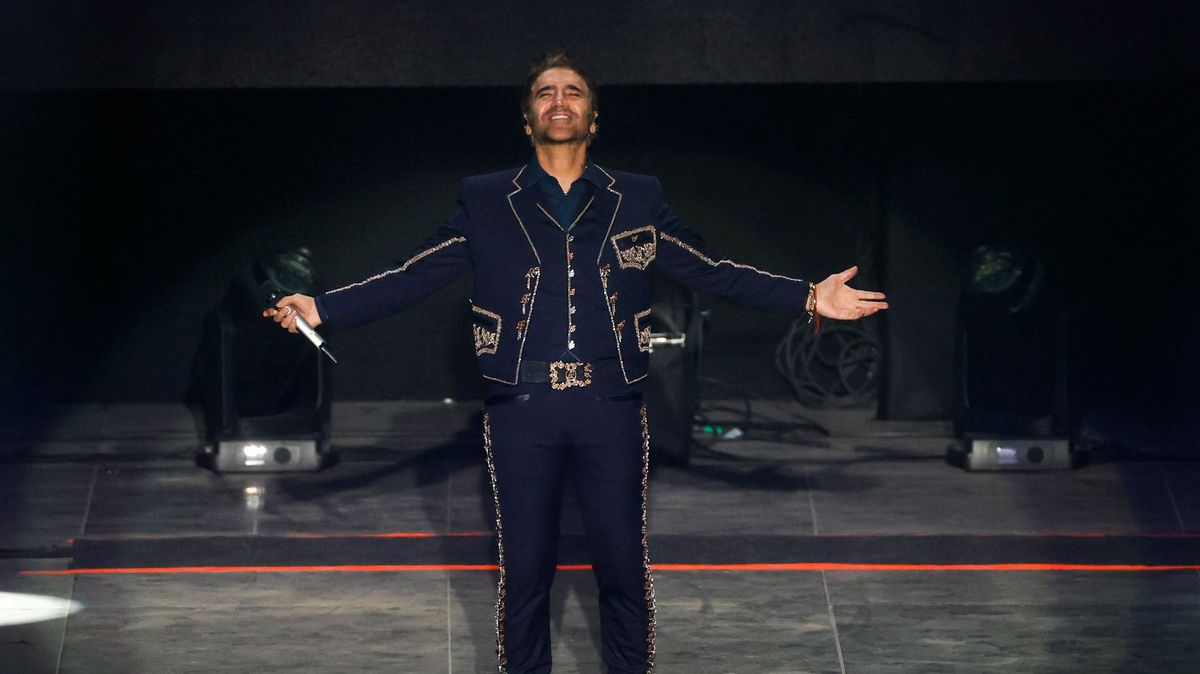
[568,268,575,278]
[568,339,576,350]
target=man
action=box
[266,51,887,674]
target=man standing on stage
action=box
[266,51,887,674]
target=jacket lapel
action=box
[591,164,623,266]
[506,166,546,264]
[508,163,623,267]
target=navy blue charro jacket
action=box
[316,164,814,385]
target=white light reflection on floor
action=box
[0,591,83,627]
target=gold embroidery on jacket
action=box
[494,266,539,385]
[472,305,502,356]
[592,168,646,385]
[658,231,806,282]
[610,225,657,270]
[326,236,467,295]
[634,308,652,352]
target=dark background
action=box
[1,1,1197,453]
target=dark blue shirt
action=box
[526,158,593,233]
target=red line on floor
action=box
[20,563,1200,576]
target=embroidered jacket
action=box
[316,165,812,385]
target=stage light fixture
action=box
[949,245,1076,471]
[189,247,336,473]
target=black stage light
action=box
[949,245,1074,471]
[644,274,705,466]
[188,247,336,472]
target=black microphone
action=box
[265,287,338,364]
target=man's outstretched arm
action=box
[653,181,886,321]
[266,185,475,333]
[266,222,472,333]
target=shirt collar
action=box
[526,157,606,192]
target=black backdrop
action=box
[3,84,1197,426]
[2,1,1198,453]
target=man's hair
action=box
[520,50,598,118]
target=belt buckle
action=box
[549,361,592,390]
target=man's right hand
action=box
[263,294,321,334]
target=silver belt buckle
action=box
[549,361,593,390]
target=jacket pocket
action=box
[610,225,657,271]
[472,304,502,355]
[634,308,652,352]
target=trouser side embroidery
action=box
[639,404,657,672]
[483,412,509,673]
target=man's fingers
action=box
[855,301,888,318]
[263,294,319,329]
[838,265,859,281]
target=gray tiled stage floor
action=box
[58,571,451,674]
[0,559,73,674]
[3,402,1200,673]
[804,448,1183,535]
[0,463,94,549]
[829,571,1200,674]
[84,457,453,538]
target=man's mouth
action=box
[549,113,571,121]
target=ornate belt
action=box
[519,359,620,390]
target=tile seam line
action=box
[822,570,848,674]
[56,464,96,674]
[806,467,845,673]
[1158,463,1200,582]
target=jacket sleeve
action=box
[652,179,813,316]
[315,187,473,330]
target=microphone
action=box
[265,288,338,364]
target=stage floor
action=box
[2,401,1199,673]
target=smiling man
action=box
[266,51,887,674]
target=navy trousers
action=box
[483,387,656,674]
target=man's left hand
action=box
[814,266,888,320]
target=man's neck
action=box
[534,143,587,194]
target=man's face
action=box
[524,67,596,146]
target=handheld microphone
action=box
[266,288,338,364]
